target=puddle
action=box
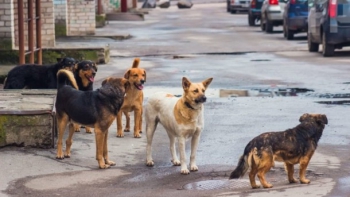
[220,88,314,97]
[316,100,350,105]
[182,179,250,190]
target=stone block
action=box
[0,90,56,148]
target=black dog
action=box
[55,69,129,169]
[3,57,77,89]
[72,60,98,133]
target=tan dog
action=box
[116,58,146,138]
[145,77,213,174]
[229,113,328,189]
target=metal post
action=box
[28,0,34,64]
[36,0,42,65]
[97,0,103,15]
[18,0,25,64]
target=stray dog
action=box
[145,77,213,174]
[116,58,146,138]
[55,69,129,169]
[72,60,98,134]
[4,57,77,89]
[229,113,328,189]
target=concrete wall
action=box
[67,0,95,36]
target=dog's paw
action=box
[300,179,310,184]
[116,133,124,138]
[134,133,142,138]
[64,154,71,158]
[146,160,154,167]
[105,160,116,166]
[85,128,93,134]
[124,129,130,132]
[74,129,80,132]
[99,164,111,169]
[139,130,142,133]
[262,183,273,188]
[181,168,190,175]
[171,159,181,166]
[289,178,298,183]
[56,155,65,160]
[251,185,261,189]
[190,165,198,171]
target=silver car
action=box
[260,0,287,33]
[227,0,251,13]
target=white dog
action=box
[145,77,213,174]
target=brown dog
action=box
[229,113,328,189]
[116,58,146,138]
[55,69,128,169]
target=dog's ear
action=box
[182,77,191,91]
[93,63,98,72]
[299,113,309,122]
[132,58,140,68]
[102,77,110,86]
[124,70,131,79]
[143,70,146,82]
[202,78,213,89]
[317,114,328,125]
[121,78,130,90]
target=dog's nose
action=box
[141,79,145,84]
[202,96,207,102]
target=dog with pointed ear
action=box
[116,58,146,138]
[145,76,214,175]
[299,113,328,125]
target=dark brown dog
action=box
[116,58,146,138]
[72,60,98,134]
[55,69,129,169]
[229,113,328,189]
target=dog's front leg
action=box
[116,111,124,138]
[299,151,314,184]
[178,137,189,174]
[64,123,76,158]
[169,134,180,166]
[56,115,69,159]
[133,108,142,138]
[190,131,201,172]
[103,130,115,166]
[95,129,109,169]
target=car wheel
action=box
[322,31,334,57]
[308,33,319,52]
[230,9,237,14]
[248,13,255,26]
[265,18,273,33]
[286,29,294,40]
[283,24,287,38]
[260,17,266,31]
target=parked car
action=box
[260,0,287,33]
[282,0,308,40]
[307,0,350,57]
[227,0,251,14]
[248,0,264,26]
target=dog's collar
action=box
[184,101,195,110]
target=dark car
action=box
[227,0,251,14]
[307,0,350,57]
[283,0,308,40]
[248,0,264,26]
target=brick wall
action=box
[67,0,95,36]
[54,0,66,24]
[0,0,15,49]
[12,0,55,48]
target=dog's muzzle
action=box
[195,96,207,103]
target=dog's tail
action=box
[132,58,140,68]
[57,69,78,90]
[229,147,257,179]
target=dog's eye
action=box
[193,89,199,93]
[133,74,138,77]
[202,89,205,93]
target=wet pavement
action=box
[2,2,350,197]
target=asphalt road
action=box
[2,2,350,197]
